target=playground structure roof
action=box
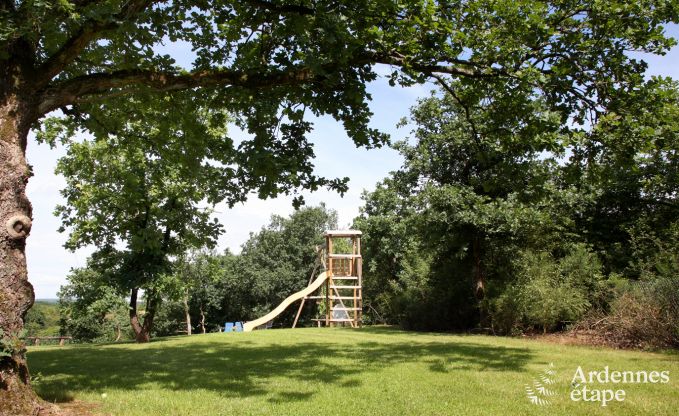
[324,230,362,237]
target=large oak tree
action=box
[1,0,677,413]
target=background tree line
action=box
[57,205,338,342]
[355,78,679,349]
[57,77,679,350]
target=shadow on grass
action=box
[28,330,532,403]
[356,326,458,336]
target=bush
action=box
[488,286,523,335]
[577,274,679,349]
[517,252,590,333]
[592,221,679,349]
[488,244,604,334]
[60,294,130,343]
[369,249,479,331]
[153,300,189,337]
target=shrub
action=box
[603,221,679,348]
[153,300,189,337]
[577,274,679,349]
[488,244,603,334]
[571,222,679,349]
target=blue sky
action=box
[25,25,679,299]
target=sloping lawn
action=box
[28,327,679,415]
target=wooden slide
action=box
[243,272,328,332]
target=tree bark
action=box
[129,287,161,343]
[472,236,486,300]
[129,287,148,343]
[0,92,58,413]
[199,303,206,335]
[141,290,160,341]
[114,323,122,342]
[183,289,192,336]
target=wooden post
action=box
[352,236,357,326]
[352,237,357,276]
[326,236,333,327]
[357,235,362,327]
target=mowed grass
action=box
[27,327,679,416]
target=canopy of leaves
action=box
[8,0,677,204]
[355,75,679,331]
[563,78,679,272]
[47,91,231,291]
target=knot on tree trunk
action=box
[5,214,32,239]
[474,278,485,300]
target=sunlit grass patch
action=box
[28,327,679,416]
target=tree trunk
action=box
[183,289,192,336]
[114,323,122,342]
[0,93,57,413]
[129,287,161,343]
[472,236,490,329]
[129,288,149,343]
[141,291,160,341]
[472,237,486,300]
[199,303,206,334]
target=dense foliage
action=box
[354,79,679,347]
[56,79,679,349]
[4,0,679,411]
[59,205,337,340]
[23,302,60,338]
[48,92,234,342]
[58,266,131,343]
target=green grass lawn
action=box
[27,327,679,416]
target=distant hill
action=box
[35,299,59,304]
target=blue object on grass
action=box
[224,322,234,332]
[235,322,243,332]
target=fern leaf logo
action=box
[525,363,557,405]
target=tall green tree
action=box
[356,84,572,329]
[175,250,224,335]
[563,78,679,273]
[1,0,677,411]
[51,92,229,343]
[195,249,243,330]
[357,79,679,331]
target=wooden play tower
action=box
[294,230,363,328]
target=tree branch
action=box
[70,0,101,10]
[37,66,319,114]
[432,74,481,142]
[374,53,506,78]
[36,0,160,86]
[37,51,508,115]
